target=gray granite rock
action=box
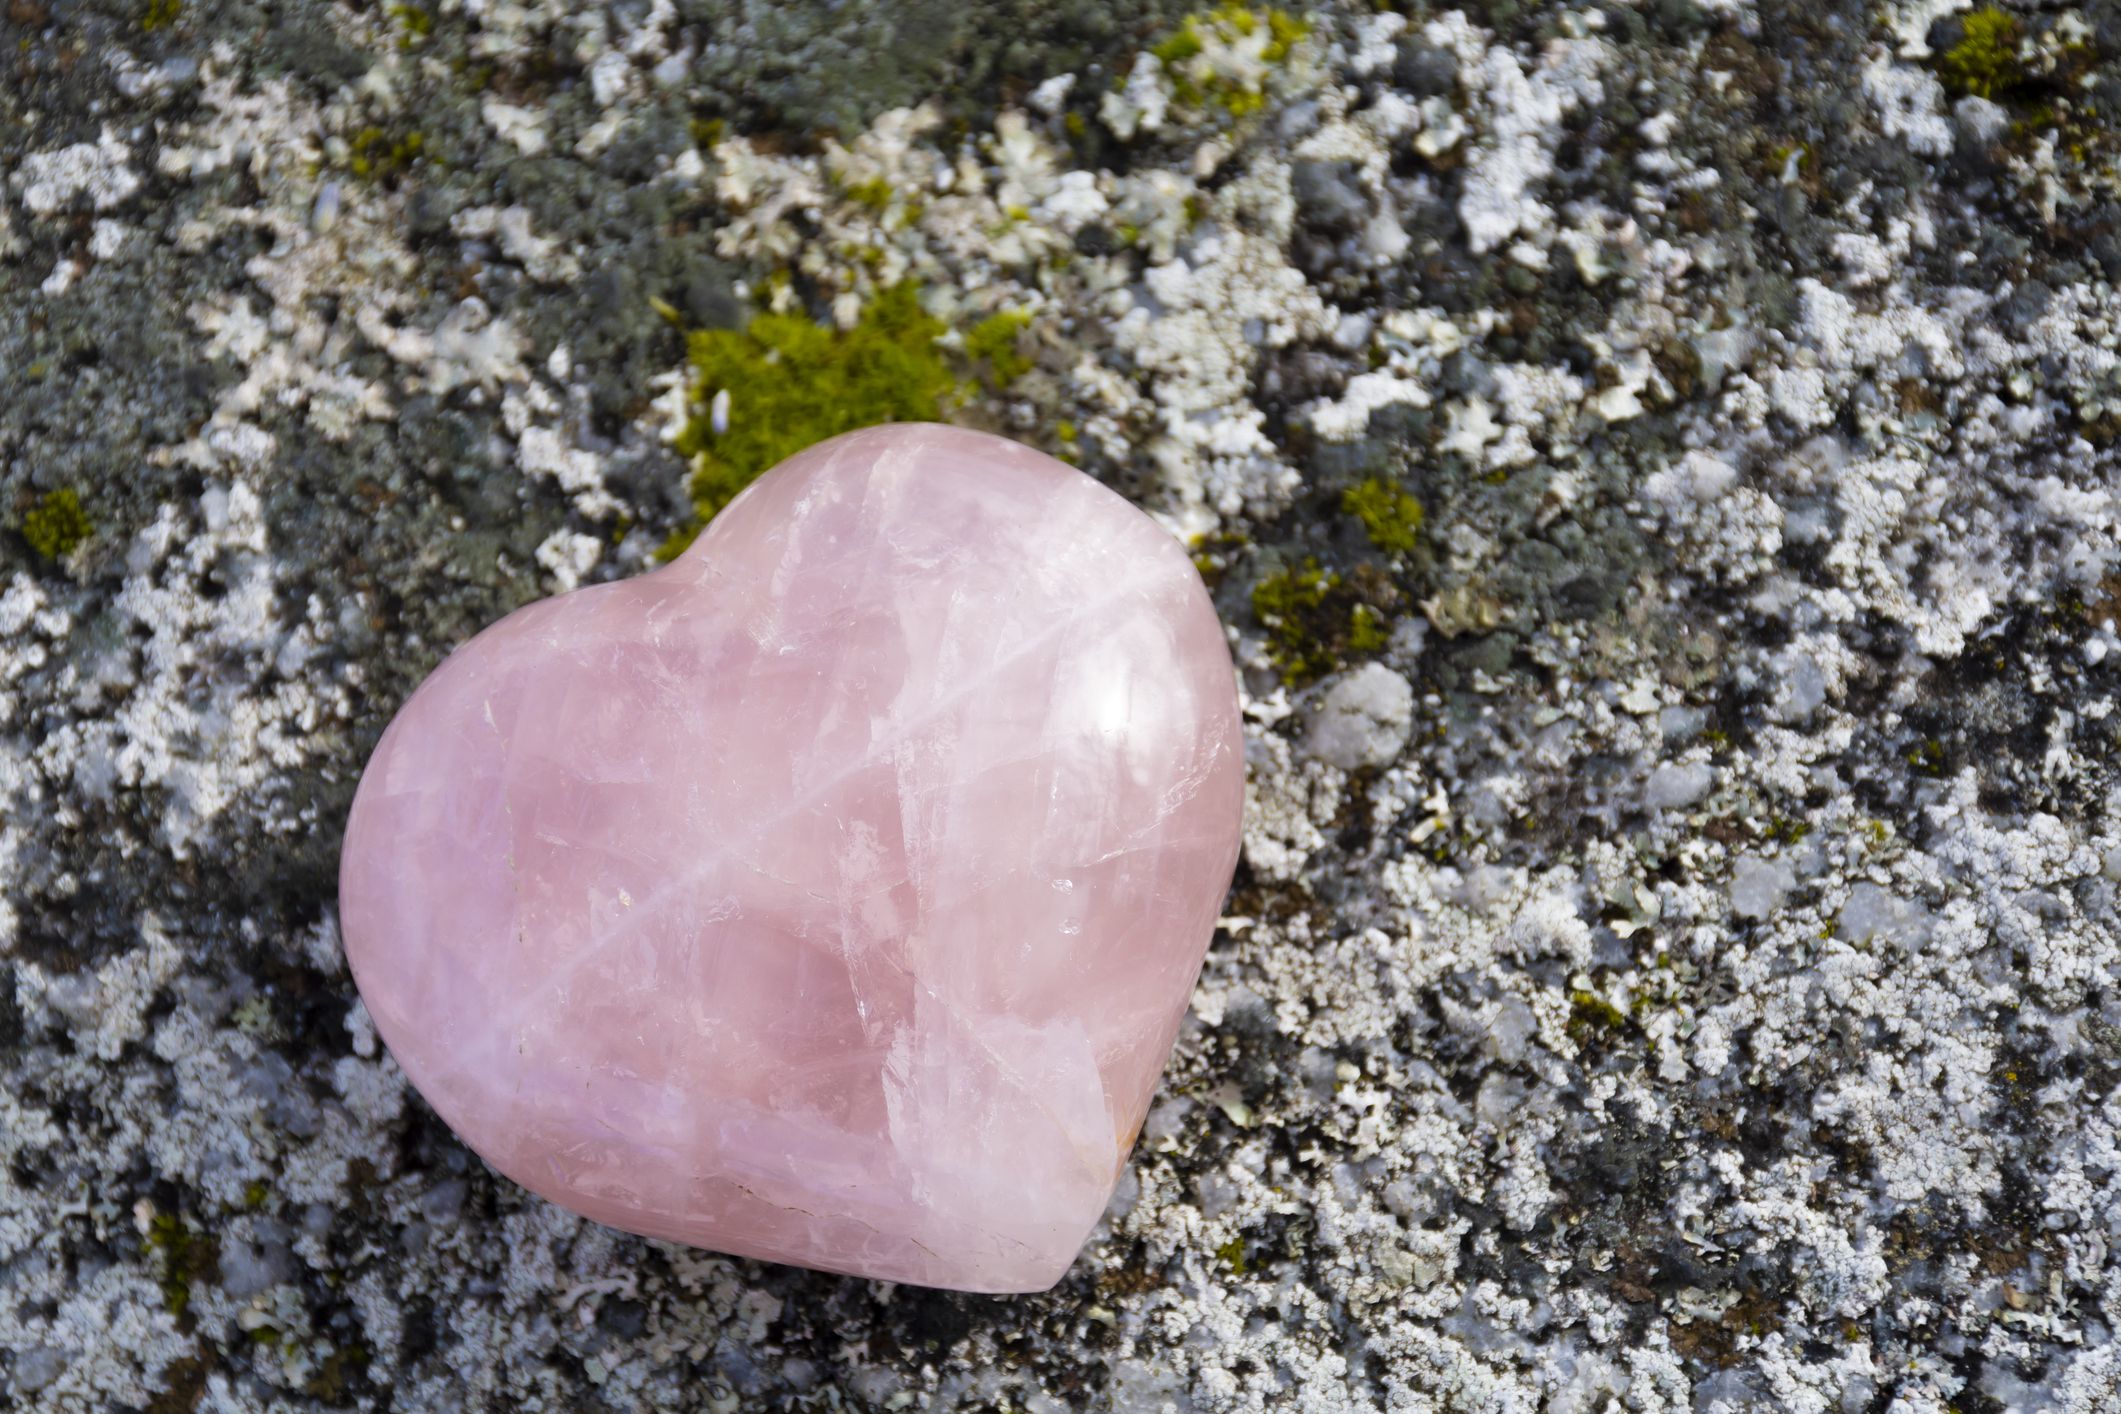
[4,0,2120,1410]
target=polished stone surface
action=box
[339,424,1245,1291]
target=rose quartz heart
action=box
[339,424,1243,1292]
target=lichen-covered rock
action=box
[4,0,2121,1409]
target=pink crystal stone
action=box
[339,424,1244,1292]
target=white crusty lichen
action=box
[28,481,352,858]
[11,129,143,215]
[1425,11,1608,255]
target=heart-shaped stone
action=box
[340,424,1244,1291]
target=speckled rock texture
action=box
[3,0,2120,1410]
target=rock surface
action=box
[3,0,2121,1410]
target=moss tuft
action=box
[1936,7,2026,100]
[141,0,181,29]
[1251,558,1339,682]
[1152,25,1205,66]
[1347,602,1390,652]
[388,3,433,45]
[1189,528,1246,591]
[1762,816,1811,845]
[965,309,1034,388]
[348,126,427,182]
[661,284,960,557]
[844,176,894,211]
[147,1213,218,1323]
[22,488,92,560]
[1341,477,1424,555]
[1251,558,1399,684]
[1567,989,1629,1046]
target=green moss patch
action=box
[1341,477,1424,555]
[388,3,433,44]
[348,126,427,182]
[843,176,894,210]
[661,284,961,557]
[1251,557,1401,685]
[22,488,92,560]
[1936,7,2027,100]
[964,309,1034,388]
[146,1213,218,1324]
